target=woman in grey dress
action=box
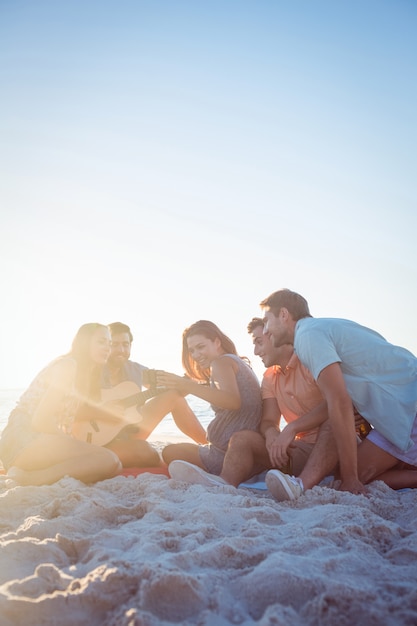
[158,320,262,474]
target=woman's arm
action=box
[32,359,77,434]
[156,356,241,410]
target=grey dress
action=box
[199,354,262,474]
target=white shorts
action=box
[367,412,417,467]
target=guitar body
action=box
[101,381,144,407]
[73,381,156,446]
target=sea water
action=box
[0,388,214,442]
[0,389,21,434]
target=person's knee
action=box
[100,448,122,476]
[166,389,185,407]
[227,430,262,452]
[141,444,161,466]
[161,444,177,464]
[115,441,161,468]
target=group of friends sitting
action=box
[1,288,416,502]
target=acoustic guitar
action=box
[72,381,165,446]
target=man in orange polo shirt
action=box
[169,318,369,489]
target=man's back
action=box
[294,316,417,451]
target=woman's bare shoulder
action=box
[211,354,239,373]
[46,356,77,385]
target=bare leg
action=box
[138,390,207,443]
[373,469,417,490]
[220,430,271,487]
[357,438,417,489]
[288,441,315,476]
[171,398,207,443]
[9,434,122,486]
[105,439,161,468]
[161,442,203,466]
[297,422,339,490]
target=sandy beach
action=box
[1,0,416,622]
[1,463,416,626]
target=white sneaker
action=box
[265,470,304,501]
[168,460,228,487]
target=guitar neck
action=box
[121,386,166,409]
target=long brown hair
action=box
[69,323,108,401]
[182,320,239,383]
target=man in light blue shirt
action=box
[261,289,417,501]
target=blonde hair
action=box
[69,323,108,401]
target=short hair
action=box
[108,322,133,342]
[247,317,264,333]
[260,289,311,321]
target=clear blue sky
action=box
[1,0,416,388]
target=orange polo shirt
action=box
[261,353,324,444]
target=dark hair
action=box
[182,320,238,382]
[70,323,108,401]
[108,322,133,342]
[260,289,311,321]
[247,317,264,333]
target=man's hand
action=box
[265,425,296,468]
[338,476,367,495]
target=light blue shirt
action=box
[294,317,417,451]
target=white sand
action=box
[0,467,416,626]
